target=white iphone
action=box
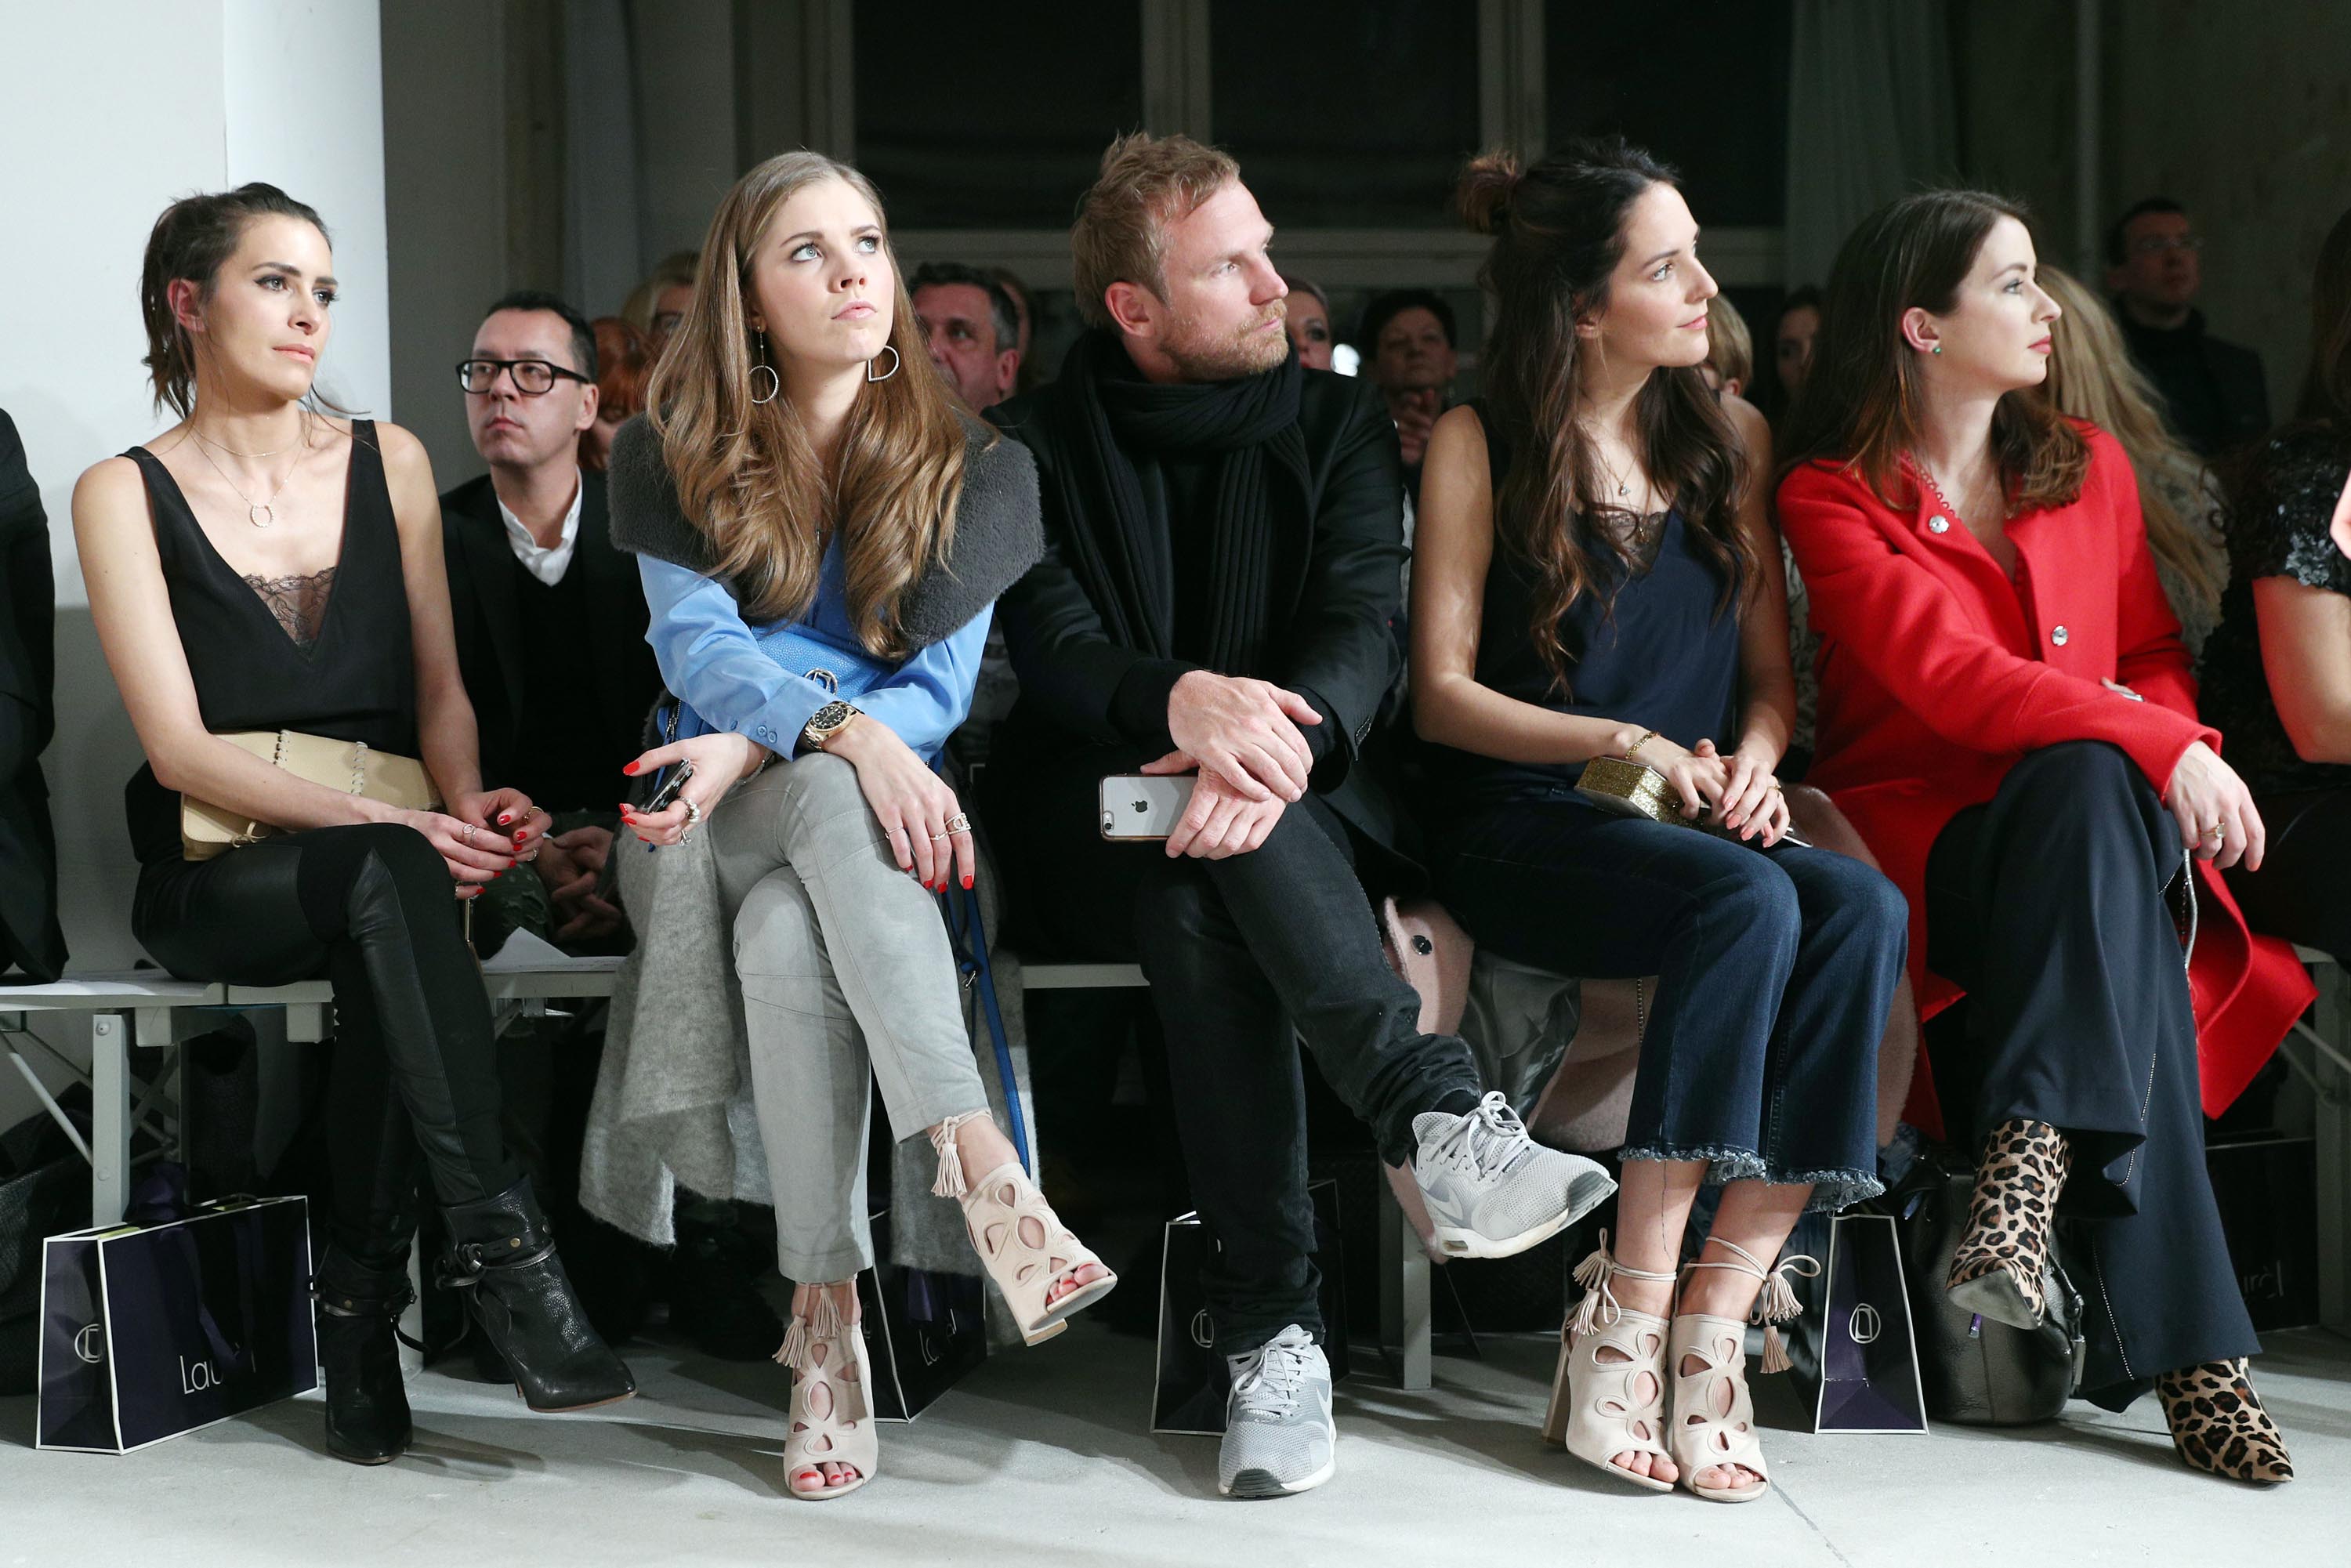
[1099,774,1197,841]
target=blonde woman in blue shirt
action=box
[607,150,1113,1501]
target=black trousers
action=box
[1923,742,2259,1406]
[134,824,520,1260]
[987,746,1482,1358]
[2226,786,2351,963]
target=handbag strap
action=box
[943,882,1033,1177]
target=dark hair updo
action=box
[139,183,331,418]
[1455,137,1751,697]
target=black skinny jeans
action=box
[133,824,518,1260]
[2225,786,2351,963]
[988,748,1483,1359]
[1923,741,2259,1406]
[1435,791,1907,1212]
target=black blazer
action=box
[0,409,67,979]
[438,468,662,799]
[988,369,1414,864]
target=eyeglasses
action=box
[2127,234,2204,257]
[455,357,592,395]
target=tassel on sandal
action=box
[929,1112,1116,1345]
[1545,1230,1679,1493]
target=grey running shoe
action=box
[1412,1092,1617,1259]
[1219,1324,1335,1499]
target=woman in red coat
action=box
[1777,190,2307,1485]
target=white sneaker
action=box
[1218,1324,1335,1499]
[1412,1092,1617,1258]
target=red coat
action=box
[1777,425,2312,1133]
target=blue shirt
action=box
[639,545,989,764]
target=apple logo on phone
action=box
[1132,799,1148,813]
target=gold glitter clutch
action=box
[1574,755,1703,827]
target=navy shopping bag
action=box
[854,1210,988,1422]
[37,1195,317,1452]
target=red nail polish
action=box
[962,875,974,890]
[498,813,513,826]
[622,762,640,776]
[513,831,527,842]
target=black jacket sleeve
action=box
[0,411,56,750]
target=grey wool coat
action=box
[578,411,1047,1276]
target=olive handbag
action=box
[179,730,440,860]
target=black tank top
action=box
[121,422,419,863]
[1434,402,1742,807]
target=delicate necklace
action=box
[187,418,307,529]
[189,411,310,460]
[1912,453,2006,525]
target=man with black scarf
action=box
[984,133,1613,1500]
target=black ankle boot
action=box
[439,1178,636,1412]
[313,1246,418,1465]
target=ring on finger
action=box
[462,823,478,848]
[929,829,952,842]
[944,811,973,835]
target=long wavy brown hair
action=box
[647,150,972,657]
[1458,139,1754,697]
[2299,204,2351,427]
[2038,264,2226,620]
[1780,189,2089,512]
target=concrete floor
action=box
[5,1322,2348,1567]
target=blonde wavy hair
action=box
[647,150,971,658]
[2038,264,2227,624]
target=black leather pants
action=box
[135,824,518,1254]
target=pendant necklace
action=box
[187,415,307,528]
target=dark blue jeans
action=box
[1436,793,1907,1211]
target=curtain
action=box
[1784,0,1960,288]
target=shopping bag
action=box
[37,1194,317,1452]
[1150,1178,1349,1435]
[1788,1212,1929,1434]
[855,1210,987,1422]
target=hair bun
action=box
[1456,150,1522,235]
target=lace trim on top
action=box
[1589,508,1672,573]
[243,566,336,650]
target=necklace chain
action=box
[187,411,310,529]
[189,412,309,460]
[1912,454,2005,526]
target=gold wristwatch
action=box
[800,701,862,755]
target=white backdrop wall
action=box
[0,0,390,1122]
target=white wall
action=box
[0,0,389,1121]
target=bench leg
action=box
[1379,1177,1433,1392]
[90,1012,132,1227]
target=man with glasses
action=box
[2106,197,2269,456]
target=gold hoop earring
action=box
[750,331,781,404]
[866,345,900,383]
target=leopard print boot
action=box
[2158,1360,2294,1484]
[1946,1117,2069,1331]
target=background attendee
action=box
[1360,286,1458,473]
[0,408,67,981]
[444,289,755,1357]
[620,249,698,355]
[2106,197,2269,455]
[78,183,631,1466]
[1701,294,1755,398]
[1281,273,1335,370]
[991,264,1044,394]
[910,259,1022,411]
[2201,203,2351,962]
[582,316,653,473]
[1780,187,2309,1487]
[984,132,1613,1501]
[592,150,1105,1502]
[1768,284,1822,418]
[1418,141,1904,1503]
[2040,265,2229,658]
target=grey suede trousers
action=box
[708,753,988,1282]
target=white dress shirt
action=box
[497,473,584,585]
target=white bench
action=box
[2,953,626,1228]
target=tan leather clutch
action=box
[180,730,441,860]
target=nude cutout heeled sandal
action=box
[929,1113,1117,1345]
[1668,1239,1820,1504]
[777,1291,877,1501]
[1545,1231,1679,1494]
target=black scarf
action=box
[1044,330,1311,674]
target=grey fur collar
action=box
[606,410,1042,650]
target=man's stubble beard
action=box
[1163,306,1291,384]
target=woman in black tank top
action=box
[74,184,632,1465]
[1411,143,1907,1502]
